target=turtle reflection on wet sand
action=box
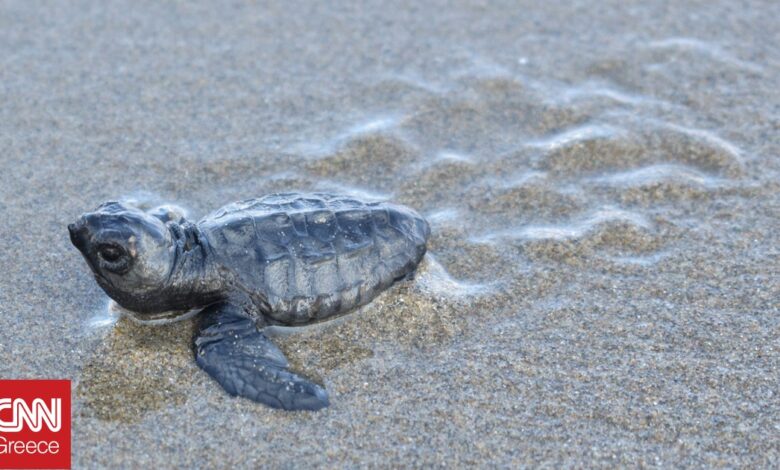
[69,192,430,411]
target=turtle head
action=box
[68,201,178,313]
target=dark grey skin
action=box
[68,193,430,411]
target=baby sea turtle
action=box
[68,193,430,411]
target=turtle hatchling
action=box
[68,193,430,410]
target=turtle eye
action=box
[99,244,124,262]
[96,243,133,274]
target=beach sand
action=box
[0,0,778,467]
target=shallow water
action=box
[1,0,778,467]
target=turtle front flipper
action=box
[194,302,329,411]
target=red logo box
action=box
[0,380,71,469]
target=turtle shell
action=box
[199,193,429,324]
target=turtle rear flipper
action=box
[194,302,329,411]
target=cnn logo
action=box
[0,398,62,433]
[0,380,70,469]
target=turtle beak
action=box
[68,219,89,250]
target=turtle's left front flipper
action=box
[194,302,329,411]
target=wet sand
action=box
[0,0,778,467]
